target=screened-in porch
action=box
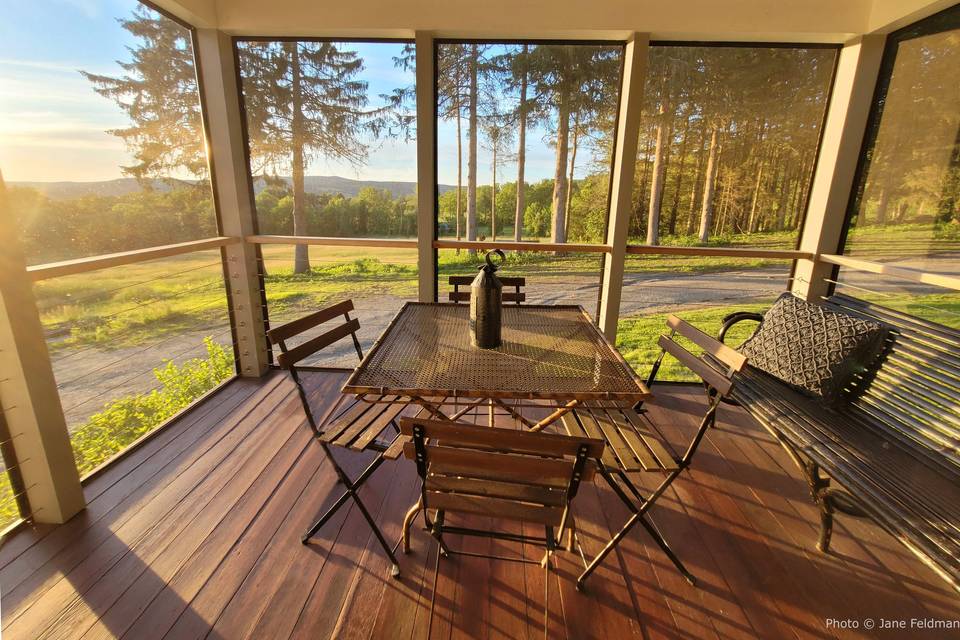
[0,0,958,638]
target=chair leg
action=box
[302,490,352,542]
[566,517,577,552]
[402,498,423,554]
[577,512,639,590]
[543,550,551,640]
[577,467,696,589]
[303,443,401,578]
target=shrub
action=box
[69,338,234,475]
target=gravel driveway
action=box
[53,255,957,432]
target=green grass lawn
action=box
[617,303,770,382]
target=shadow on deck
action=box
[1,370,956,639]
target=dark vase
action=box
[470,249,505,349]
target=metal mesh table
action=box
[343,303,650,404]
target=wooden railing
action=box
[27,237,240,282]
[818,253,960,292]
[23,234,958,292]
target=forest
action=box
[10,6,959,268]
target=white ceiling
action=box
[154,0,956,42]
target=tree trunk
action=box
[876,184,890,225]
[514,45,528,242]
[747,157,765,234]
[698,127,719,243]
[790,162,806,229]
[564,110,580,242]
[455,67,463,250]
[491,143,497,240]
[646,100,670,246]
[550,86,571,245]
[289,43,310,274]
[936,122,960,223]
[775,164,791,231]
[635,135,654,236]
[685,133,707,236]
[466,44,478,253]
[667,115,690,236]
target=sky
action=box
[0,1,609,186]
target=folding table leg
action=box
[576,466,695,589]
[303,441,401,578]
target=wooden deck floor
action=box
[1,370,957,640]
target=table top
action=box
[343,302,651,401]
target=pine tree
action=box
[82,4,206,182]
[237,41,385,273]
[528,45,620,245]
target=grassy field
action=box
[617,303,770,381]
[32,223,959,352]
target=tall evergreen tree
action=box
[437,45,469,245]
[237,41,385,273]
[82,4,206,182]
[528,45,620,245]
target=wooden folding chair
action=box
[268,299,413,577]
[561,314,747,589]
[399,416,604,631]
[448,275,526,305]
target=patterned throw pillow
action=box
[739,293,887,405]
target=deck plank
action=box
[2,376,297,640]
[0,376,273,596]
[1,375,954,640]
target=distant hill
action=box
[9,178,191,199]
[10,176,455,200]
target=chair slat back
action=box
[448,275,526,304]
[400,417,604,458]
[402,442,596,484]
[267,299,362,369]
[268,299,354,343]
[657,334,735,397]
[400,417,601,524]
[667,314,747,372]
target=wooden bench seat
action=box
[721,293,960,591]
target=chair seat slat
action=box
[560,412,588,438]
[619,409,679,471]
[320,394,384,442]
[574,411,620,468]
[591,409,644,471]
[349,401,409,451]
[606,409,660,471]
[382,434,410,460]
[333,395,400,447]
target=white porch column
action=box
[194,29,271,376]
[415,32,438,302]
[792,35,886,301]
[598,33,649,339]
[0,176,85,523]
